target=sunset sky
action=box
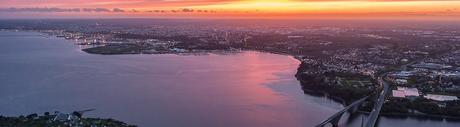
[0,0,459,19]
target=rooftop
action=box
[424,94,459,101]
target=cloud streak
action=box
[0,7,216,14]
[112,8,125,12]
[0,7,123,13]
[0,7,81,12]
[82,8,111,12]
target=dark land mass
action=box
[0,112,136,127]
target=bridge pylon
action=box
[315,96,369,127]
[330,113,343,127]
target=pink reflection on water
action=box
[210,51,304,127]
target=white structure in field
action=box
[392,87,420,98]
[424,94,459,101]
[392,90,405,98]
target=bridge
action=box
[316,78,390,127]
[316,96,369,127]
[365,78,389,127]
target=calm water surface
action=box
[0,31,458,127]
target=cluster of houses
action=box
[388,62,460,104]
[391,86,458,102]
[50,109,95,126]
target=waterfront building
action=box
[424,94,459,101]
[392,87,420,100]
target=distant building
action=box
[392,90,405,98]
[392,87,420,100]
[395,79,408,85]
[411,62,452,70]
[389,71,415,79]
[170,48,188,53]
[424,94,459,101]
[53,112,79,122]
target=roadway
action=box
[365,77,389,127]
[315,75,389,127]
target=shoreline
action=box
[0,111,136,127]
[302,82,460,120]
[77,38,460,121]
[3,30,459,122]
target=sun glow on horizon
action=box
[0,0,459,19]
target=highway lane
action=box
[365,78,389,127]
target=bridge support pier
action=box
[350,104,359,113]
[330,113,343,127]
[315,96,369,127]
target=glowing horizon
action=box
[0,0,459,19]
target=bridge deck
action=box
[316,96,369,127]
[365,79,389,127]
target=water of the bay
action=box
[0,31,458,127]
